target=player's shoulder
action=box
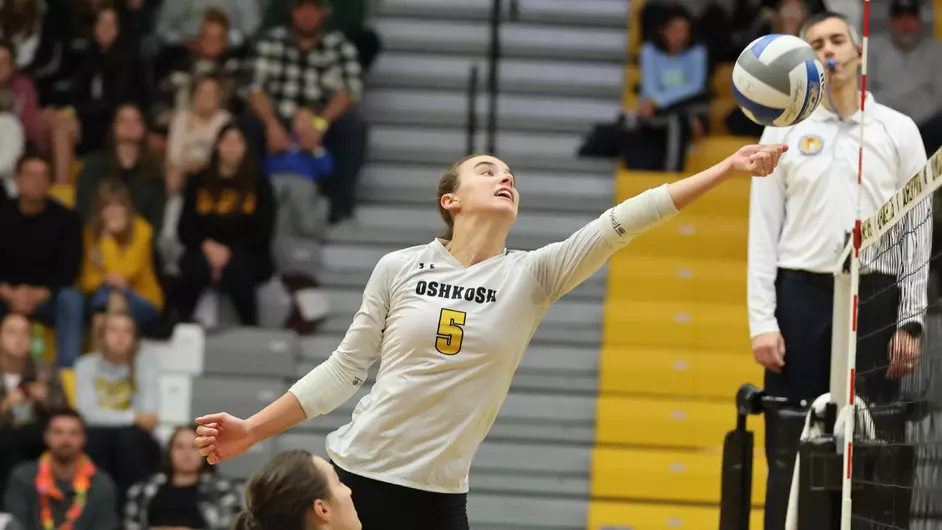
[374,243,436,275]
[503,249,531,262]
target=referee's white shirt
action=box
[289,185,678,493]
[748,92,929,338]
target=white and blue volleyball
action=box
[732,34,826,127]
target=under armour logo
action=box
[419,263,435,269]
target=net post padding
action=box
[832,146,942,530]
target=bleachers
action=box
[590,148,765,528]
[588,1,765,522]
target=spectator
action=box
[125,425,241,530]
[166,75,232,197]
[38,6,141,184]
[0,313,68,511]
[74,310,160,509]
[36,0,118,105]
[623,5,709,171]
[173,123,275,326]
[151,9,244,133]
[0,40,40,148]
[74,104,165,230]
[80,180,163,340]
[156,0,261,50]
[0,153,84,368]
[160,74,231,277]
[260,0,382,73]
[2,408,119,530]
[0,89,25,194]
[244,0,367,225]
[869,0,942,155]
[0,0,55,71]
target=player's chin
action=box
[489,200,518,222]
[492,196,518,212]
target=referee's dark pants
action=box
[762,268,900,530]
[333,462,470,530]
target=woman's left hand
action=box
[104,273,128,288]
[727,144,789,176]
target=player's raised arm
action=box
[195,253,399,465]
[525,143,787,303]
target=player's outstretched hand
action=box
[727,144,788,176]
[194,412,255,465]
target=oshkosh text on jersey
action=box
[415,281,498,304]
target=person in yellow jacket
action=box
[80,180,164,339]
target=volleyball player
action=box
[196,144,786,529]
[747,12,929,530]
[233,449,361,530]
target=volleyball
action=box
[732,34,827,127]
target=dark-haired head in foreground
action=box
[233,449,360,530]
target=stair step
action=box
[368,124,610,174]
[367,53,624,99]
[376,0,629,28]
[373,18,627,62]
[358,162,615,213]
[363,88,618,134]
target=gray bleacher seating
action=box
[274,237,323,276]
[216,437,277,482]
[200,279,293,329]
[203,327,302,378]
[190,376,288,421]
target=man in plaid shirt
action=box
[244,0,367,224]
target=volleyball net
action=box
[832,147,942,530]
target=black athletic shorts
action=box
[332,462,470,530]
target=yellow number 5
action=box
[436,309,467,355]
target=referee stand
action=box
[718,388,921,530]
[719,384,808,530]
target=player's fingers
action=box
[751,152,772,175]
[194,436,216,448]
[198,444,216,457]
[196,413,228,426]
[765,147,782,168]
[195,425,218,437]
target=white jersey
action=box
[289,184,678,493]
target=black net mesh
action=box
[851,187,942,530]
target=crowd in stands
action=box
[0,0,377,528]
[610,0,942,171]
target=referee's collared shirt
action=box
[748,92,929,338]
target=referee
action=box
[747,12,929,530]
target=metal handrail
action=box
[484,0,520,155]
[465,64,480,156]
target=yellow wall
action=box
[589,6,766,524]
